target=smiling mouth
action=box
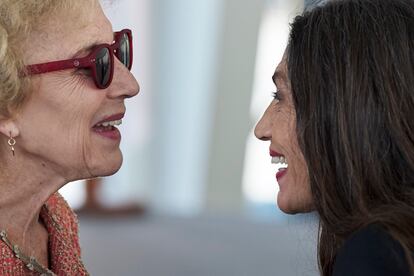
[271,155,288,166]
[93,119,122,131]
[92,113,124,140]
[270,150,289,181]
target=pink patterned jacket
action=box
[0,193,89,275]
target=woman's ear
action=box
[0,118,19,138]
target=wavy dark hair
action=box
[287,0,414,275]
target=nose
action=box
[254,103,273,141]
[107,58,140,99]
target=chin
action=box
[278,203,301,214]
[277,192,313,214]
[98,162,122,177]
[90,152,123,177]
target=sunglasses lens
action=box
[118,33,131,69]
[95,47,111,87]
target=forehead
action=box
[25,2,113,64]
[273,57,288,86]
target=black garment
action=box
[332,224,412,276]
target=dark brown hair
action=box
[287,0,414,275]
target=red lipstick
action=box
[92,113,124,141]
[270,149,284,157]
[270,148,288,182]
[276,168,288,181]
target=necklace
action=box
[0,230,55,276]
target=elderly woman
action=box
[0,0,139,275]
[255,0,414,275]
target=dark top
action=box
[332,224,412,276]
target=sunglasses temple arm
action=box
[25,58,94,75]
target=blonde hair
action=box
[0,0,96,117]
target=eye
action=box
[272,90,282,103]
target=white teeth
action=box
[271,156,288,165]
[96,119,122,127]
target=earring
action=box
[8,133,16,156]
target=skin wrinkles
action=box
[0,0,139,267]
[19,6,132,180]
[255,54,313,214]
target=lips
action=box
[270,149,284,157]
[270,148,288,182]
[94,113,124,126]
[276,168,288,181]
[92,113,124,141]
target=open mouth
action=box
[271,155,288,166]
[92,113,124,140]
[270,151,289,181]
[93,119,122,132]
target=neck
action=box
[0,153,66,247]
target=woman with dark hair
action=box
[255,0,414,275]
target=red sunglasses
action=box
[26,29,133,89]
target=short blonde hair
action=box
[0,0,95,117]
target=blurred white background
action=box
[59,0,320,275]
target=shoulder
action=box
[332,224,411,276]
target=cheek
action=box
[273,120,313,212]
[18,109,93,178]
[277,153,313,213]
[53,98,105,174]
[46,93,99,146]
[292,156,312,200]
[289,134,313,211]
[18,81,105,175]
